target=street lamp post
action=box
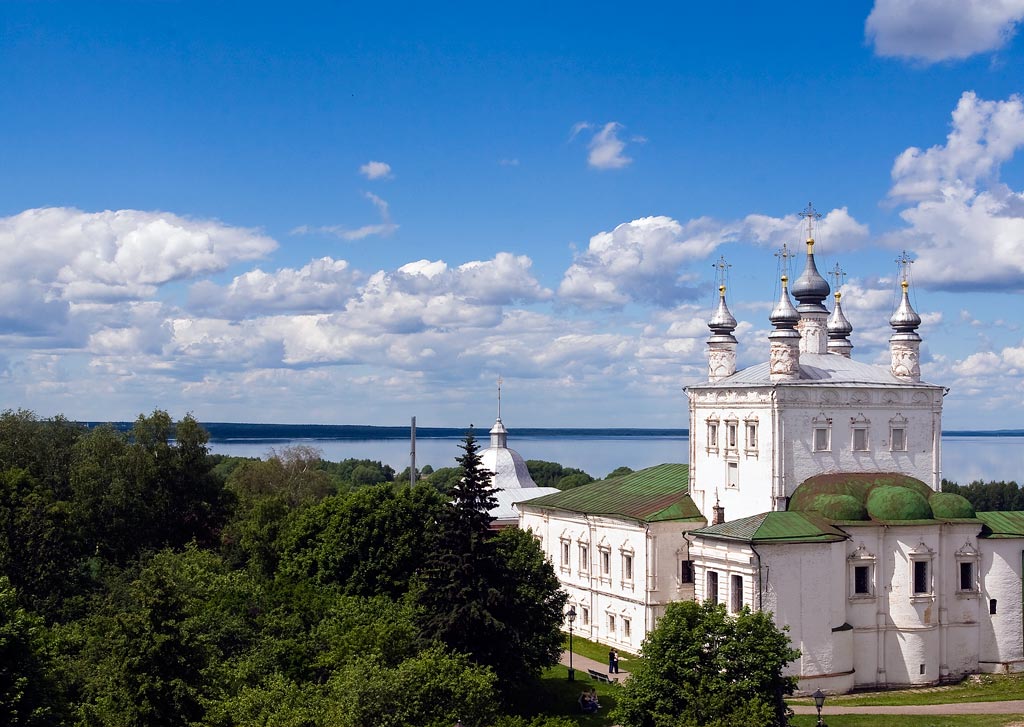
[567,606,577,681]
[813,688,826,727]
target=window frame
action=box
[909,542,935,601]
[707,570,719,605]
[745,417,758,453]
[848,544,876,601]
[955,544,980,596]
[730,574,743,613]
[559,538,571,571]
[680,559,695,584]
[706,417,720,454]
[889,414,909,452]
[851,413,871,452]
[578,543,589,573]
[726,461,738,489]
[725,419,738,450]
[812,414,832,453]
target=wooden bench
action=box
[587,668,615,683]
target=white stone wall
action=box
[518,506,703,653]
[687,383,944,524]
[979,539,1024,672]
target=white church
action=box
[515,226,1024,694]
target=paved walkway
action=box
[790,700,1024,715]
[559,649,631,682]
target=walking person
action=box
[608,648,615,674]
[612,650,619,674]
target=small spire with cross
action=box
[895,250,914,285]
[496,375,503,420]
[712,255,731,291]
[828,262,846,292]
[774,243,793,281]
[799,201,822,241]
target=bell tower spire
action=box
[889,251,923,382]
[827,263,854,357]
[706,256,738,382]
[791,202,831,355]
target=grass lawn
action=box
[507,665,623,727]
[791,716,1024,726]
[790,673,1024,707]
[562,633,637,670]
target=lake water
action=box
[207,433,1024,485]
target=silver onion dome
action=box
[827,291,854,337]
[770,276,800,329]
[708,285,738,336]
[791,238,831,309]
[889,280,922,333]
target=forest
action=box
[0,409,576,727]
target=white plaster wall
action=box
[778,388,941,498]
[979,540,1024,671]
[519,505,703,653]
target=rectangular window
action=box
[960,562,974,591]
[561,541,570,567]
[680,560,695,584]
[708,571,719,605]
[601,550,610,575]
[607,614,616,634]
[727,422,737,449]
[814,427,830,452]
[746,422,757,449]
[582,607,590,626]
[727,461,738,488]
[730,575,743,612]
[623,554,634,581]
[854,565,871,595]
[708,423,718,448]
[891,427,907,451]
[913,560,929,595]
[853,428,869,451]
[623,618,631,640]
[579,545,589,570]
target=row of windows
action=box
[850,559,979,599]
[706,418,758,453]
[813,414,909,453]
[568,606,633,641]
[561,541,634,581]
[706,570,745,613]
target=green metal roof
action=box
[977,511,1024,538]
[518,463,703,523]
[692,511,848,544]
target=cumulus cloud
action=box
[866,0,1024,62]
[0,207,276,340]
[885,92,1024,291]
[570,121,638,170]
[558,208,869,309]
[359,160,393,180]
[890,92,1024,202]
[292,192,399,240]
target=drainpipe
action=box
[750,542,764,611]
[937,524,948,681]
[877,525,888,688]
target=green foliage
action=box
[326,645,499,727]
[422,465,465,494]
[941,478,1024,511]
[605,466,634,480]
[0,577,65,727]
[612,600,799,727]
[417,431,566,694]
[277,483,446,598]
[316,457,395,491]
[526,460,595,490]
[0,410,83,498]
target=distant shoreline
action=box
[80,421,1024,442]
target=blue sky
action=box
[2,1,1024,429]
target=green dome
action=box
[866,485,933,521]
[809,493,869,521]
[929,492,976,519]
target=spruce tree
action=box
[415,428,502,672]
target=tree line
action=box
[0,409,570,727]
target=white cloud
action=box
[558,208,869,309]
[0,207,276,339]
[571,121,638,170]
[866,0,1024,62]
[890,92,1024,202]
[885,92,1024,290]
[188,257,362,317]
[359,160,393,180]
[292,192,399,240]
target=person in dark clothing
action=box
[608,648,615,674]
[612,650,619,674]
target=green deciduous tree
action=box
[0,577,65,727]
[277,483,445,598]
[942,478,1024,511]
[612,600,799,727]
